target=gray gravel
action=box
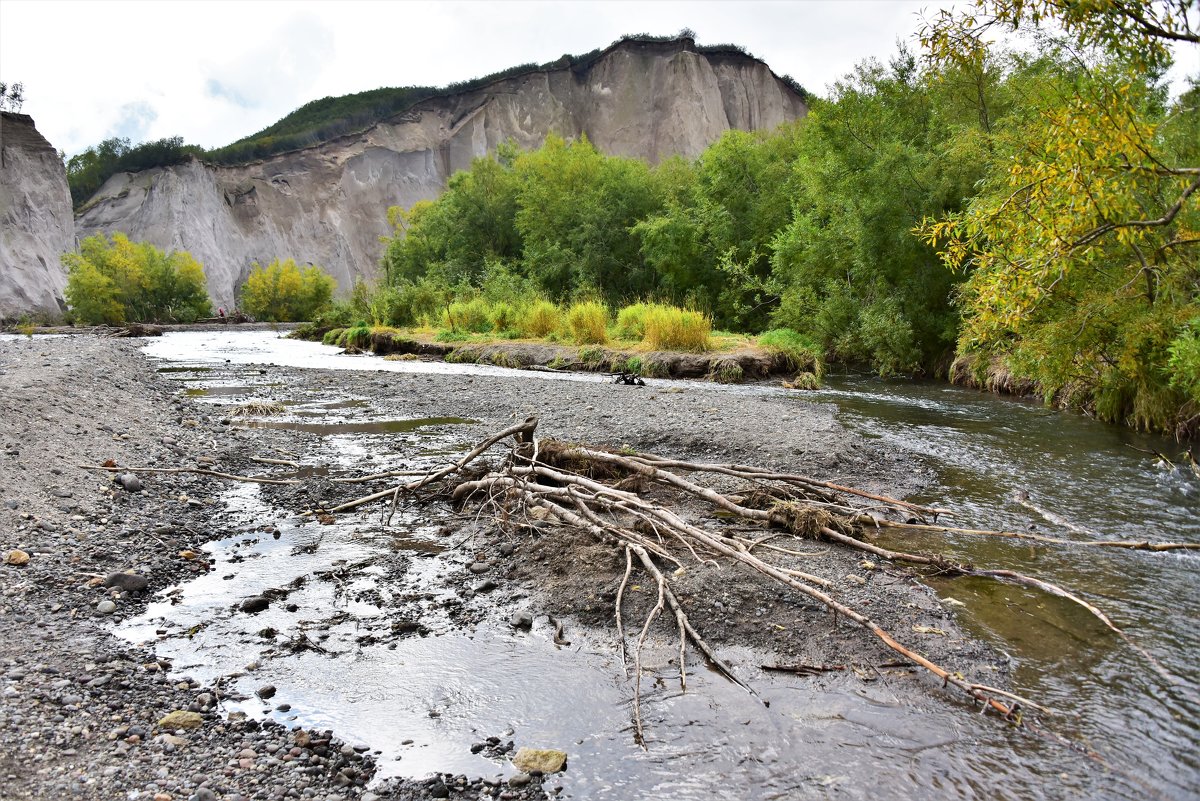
[0,332,934,800]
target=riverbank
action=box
[0,331,1066,800]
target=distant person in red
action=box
[218,307,226,318]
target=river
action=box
[132,330,1199,800]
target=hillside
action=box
[73,35,808,309]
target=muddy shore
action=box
[0,332,1008,801]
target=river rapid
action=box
[132,330,1199,800]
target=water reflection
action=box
[813,374,1200,800]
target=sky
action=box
[1,0,1197,158]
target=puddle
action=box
[239,417,476,436]
[185,386,257,397]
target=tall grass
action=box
[614,303,652,340]
[522,300,561,338]
[642,305,711,352]
[565,301,609,344]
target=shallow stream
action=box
[125,331,1198,799]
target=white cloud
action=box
[2,0,1193,158]
[108,100,157,142]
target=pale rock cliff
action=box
[76,39,807,309]
[0,112,73,319]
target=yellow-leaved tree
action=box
[240,258,337,322]
[916,1,1199,436]
[63,233,212,324]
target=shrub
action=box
[338,322,373,350]
[757,328,825,377]
[240,258,336,322]
[443,297,493,333]
[565,301,608,344]
[322,328,346,345]
[614,303,652,340]
[489,302,521,335]
[311,300,356,330]
[1167,318,1200,406]
[522,300,561,338]
[642,305,711,352]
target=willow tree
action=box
[918,1,1200,435]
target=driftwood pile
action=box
[309,417,1197,743]
[85,416,1198,747]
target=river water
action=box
[130,331,1199,800]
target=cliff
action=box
[75,38,807,309]
[0,112,73,319]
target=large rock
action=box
[511,746,568,773]
[75,38,807,309]
[157,710,204,730]
[0,112,73,319]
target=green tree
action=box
[513,134,659,302]
[768,47,1007,374]
[240,258,337,322]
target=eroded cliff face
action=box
[0,112,73,319]
[76,39,807,309]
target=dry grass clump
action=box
[228,400,287,417]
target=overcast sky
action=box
[2,0,1197,158]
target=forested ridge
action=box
[64,33,804,208]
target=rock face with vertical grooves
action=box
[0,112,73,319]
[73,38,807,309]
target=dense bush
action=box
[63,233,211,324]
[239,258,336,322]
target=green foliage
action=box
[67,137,202,208]
[756,329,825,376]
[1167,318,1200,406]
[614,303,652,340]
[63,233,211,324]
[770,47,997,375]
[239,258,336,322]
[565,301,609,344]
[917,2,1200,433]
[489,302,520,335]
[443,297,493,333]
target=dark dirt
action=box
[0,331,1006,801]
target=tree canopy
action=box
[63,234,211,325]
